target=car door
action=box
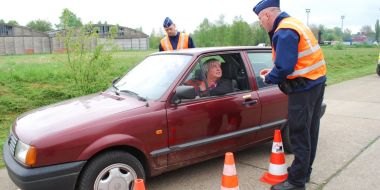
[165,52,261,165]
[245,50,288,141]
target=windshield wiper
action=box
[119,90,147,102]
[112,84,120,95]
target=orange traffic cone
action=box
[133,179,146,190]
[221,152,239,190]
[260,129,288,185]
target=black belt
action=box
[278,77,307,94]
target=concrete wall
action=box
[112,38,149,50]
[51,37,149,53]
[0,38,5,54]
[51,37,65,53]
[0,36,149,55]
[0,36,51,55]
[0,26,149,55]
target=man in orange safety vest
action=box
[253,0,327,189]
[159,17,195,51]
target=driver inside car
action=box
[185,59,233,97]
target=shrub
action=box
[58,24,117,94]
[334,42,345,50]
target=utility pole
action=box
[341,15,345,31]
[306,9,311,26]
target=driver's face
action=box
[207,62,222,79]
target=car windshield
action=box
[114,54,192,100]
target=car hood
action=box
[14,92,147,144]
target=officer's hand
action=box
[259,69,272,83]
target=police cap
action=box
[163,17,174,28]
[253,0,280,15]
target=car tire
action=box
[76,151,145,190]
[281,124,293,154]
[377,64,380,76]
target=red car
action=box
[3,47,325,190]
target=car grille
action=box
[8,133,18,156]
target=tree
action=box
[375,19,379,43]
[134,27,143,32]
[7,20,19,26]
[309,24,319,38]
[361,25,376,42]
[251,21,269,45]
[56,8,83,29]
[193,18,214,47]
[360,25,373,35]
[309,24,326,43]
[229,16,253,46]
[333,27,343,41]
[0,19,5,24]
[58,24,116,94]
[27,19,53,32]
[342,29,352,42]
[323,28,339,41]
[213,15,229,46]
[149,29,161,49]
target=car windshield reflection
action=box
[115,54,192,100]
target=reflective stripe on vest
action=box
[160,32,189,51]
[289,59,325,76]
[178,33,186,49]
[162,36,173,51]
[274,17,326,80]
[280,20,321,59]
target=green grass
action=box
[323,47,379,84]
[0,47,378,168]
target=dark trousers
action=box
[287,83,325,187]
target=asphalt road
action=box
[1,74,379,190]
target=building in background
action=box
[351,34,368,44]
[0,24,149,55]
[0,24,51,55]
[95,24,149,50]
[48,24,149,53]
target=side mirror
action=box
[112,77,121,85]
[172,86,196,104]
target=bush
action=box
[334,42,345,50]
[58,24,117,94]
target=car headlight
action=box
[15,140,36,166]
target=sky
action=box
[1,0,379,34]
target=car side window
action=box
[248,52,275,88]
[181,53,250,99]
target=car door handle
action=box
[242,99,258,106]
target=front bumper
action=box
[3,141,86,190]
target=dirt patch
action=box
[0,84,9,95]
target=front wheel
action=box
[76,151,145,190]
[281,124,293,154]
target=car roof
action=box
[151,46,272,56]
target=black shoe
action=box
[270,180,305,190]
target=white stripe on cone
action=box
[268,163,288,176]
[223,164,237,176]
[221,186,239,190]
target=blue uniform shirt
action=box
[265,12,326,92]
[159,32,195,51]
